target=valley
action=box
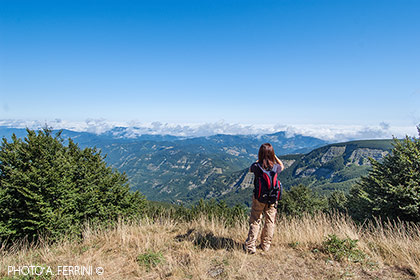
[0,126,393,206]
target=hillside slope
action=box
[98,132,327,202]
[218,140,393,206]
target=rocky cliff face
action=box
[321,146,346,164]
[292,146,389,179]
[347,148,389,166]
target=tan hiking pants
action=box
[245,197,277,253]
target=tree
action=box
[277,184,327,216]
[0,128,147,242]
[327,190,348,214]
[347,127,420,222]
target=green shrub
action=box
[146,199,247,226]
[327,190,348,213]
[137,250,165,271]
[188,199,247,225]
[321,234,365,262]
[277,185,328,216]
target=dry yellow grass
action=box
[1,213,419,279]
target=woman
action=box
[245,143,284,254]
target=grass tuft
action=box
[137,250,165,271]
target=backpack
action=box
[254,163,283,204]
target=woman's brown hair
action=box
[258,143,276,170]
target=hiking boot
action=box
[243,244,256,254]
[257,244,270,252]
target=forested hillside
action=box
[218,140,393,206]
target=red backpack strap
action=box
[273,173,278,187]
[262,172,271,189]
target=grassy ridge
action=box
[1,213,418,279]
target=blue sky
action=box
[0,0,419,137]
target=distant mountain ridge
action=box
[0,126,328,156]
[1,126,393,206]
[0,126,327,203]
[95,131,328,202]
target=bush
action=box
[188,199,247,225]
[327,190,348,213]
[145,199,247,226]
[137,250,165,271]
[0,128,147,243]
[320,234,365,262]
[277,185,328,216]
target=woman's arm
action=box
[274,155,285,172]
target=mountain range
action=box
[0,126,393,206]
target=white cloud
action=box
[379,122,390,130]
[0,119,417,142]
[284,123,416,142]
[117,121,280,137]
